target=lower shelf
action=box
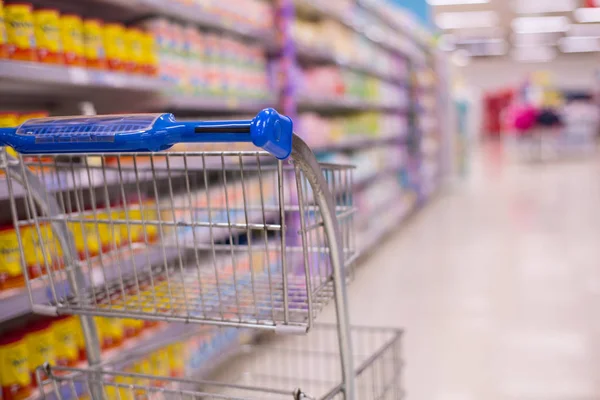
[38,325,403,400]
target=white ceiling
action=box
[429,0,600,60]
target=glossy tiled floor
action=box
[330,145,600,400]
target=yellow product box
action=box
[26,319,56,375]
[0,224,23,290]
[124,27,143,73]
[0,0,7,58]
[104,369,135,400]
[0,331,31,397]
[167,342,185,377]
[150,348,170,379]
[103,22,126,71]
[69,207,122,257]
[33,8,62,64]
[60,14,84,66]
[4,3,36,61]
[83,18,106,69]
[100,317,124,349]
[141,31,158,76]
[52,316,79,367]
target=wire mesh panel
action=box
[37,325,403,400]
[1,149,356,332]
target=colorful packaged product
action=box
[60,14,84,66]
[33,8,62,64]
[0,0,8,58]
[25,318,56,384]
[4,3,35,61]
[83,18,106,69]
[52,316,79,367]
[0,329,32,400]
[103,22,126,71]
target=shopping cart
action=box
[0,109,403,399]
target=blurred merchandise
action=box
[60,13,84,66]
[5,3,36,61]
[33,8,61,64]
[0,328,32,400]
[298,66,407,106]
[142,18,270,99]
[0,0,7,58]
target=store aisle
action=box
[332,146,600,400]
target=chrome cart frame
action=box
[1,110,401,399]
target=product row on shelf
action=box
[0,311,249,400]
[0,2,158,75]
[147,18,271,100]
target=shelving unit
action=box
[0,0,449,398]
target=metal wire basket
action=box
[37,325,403,400]
[2,148,355,333]
[0,109,363,398]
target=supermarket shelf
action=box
[314,135,406,153]
[97,0,275,46]
[356,0,430,49]
[155,95,276,114]
[0,209,279,324]
[296,0,407,58]
[353,165,402,193]
[298,97,406,113]
[296,45,405,85]
[359,195,417,254]
[0,60,169,95]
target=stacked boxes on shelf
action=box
[143,18,271,100]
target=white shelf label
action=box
[68,68,90,85]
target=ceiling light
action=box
[436,11,498,30]
[512,16,570,34]
[511,46,557,62]
[428,0,489,5]
[568,23,600,37]
[574,8,600,23]
[512,0,575,14]
[559,36,600,52]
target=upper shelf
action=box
[97,0,275,46]
[298,96,408,113]
[296,0,411,58]
[0,60,275,114]
[0,60,168,94]
[295,45,406,86]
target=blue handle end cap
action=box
[251,108,293,160]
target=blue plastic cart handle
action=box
[0,108,293,160]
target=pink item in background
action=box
[510,104,537,133]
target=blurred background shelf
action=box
[155,95,277,114]
[91,0,276,46]
[298,97,407,113]
[295,45,406,85]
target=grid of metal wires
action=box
[38,325,403,400]
[4,150,356,332]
